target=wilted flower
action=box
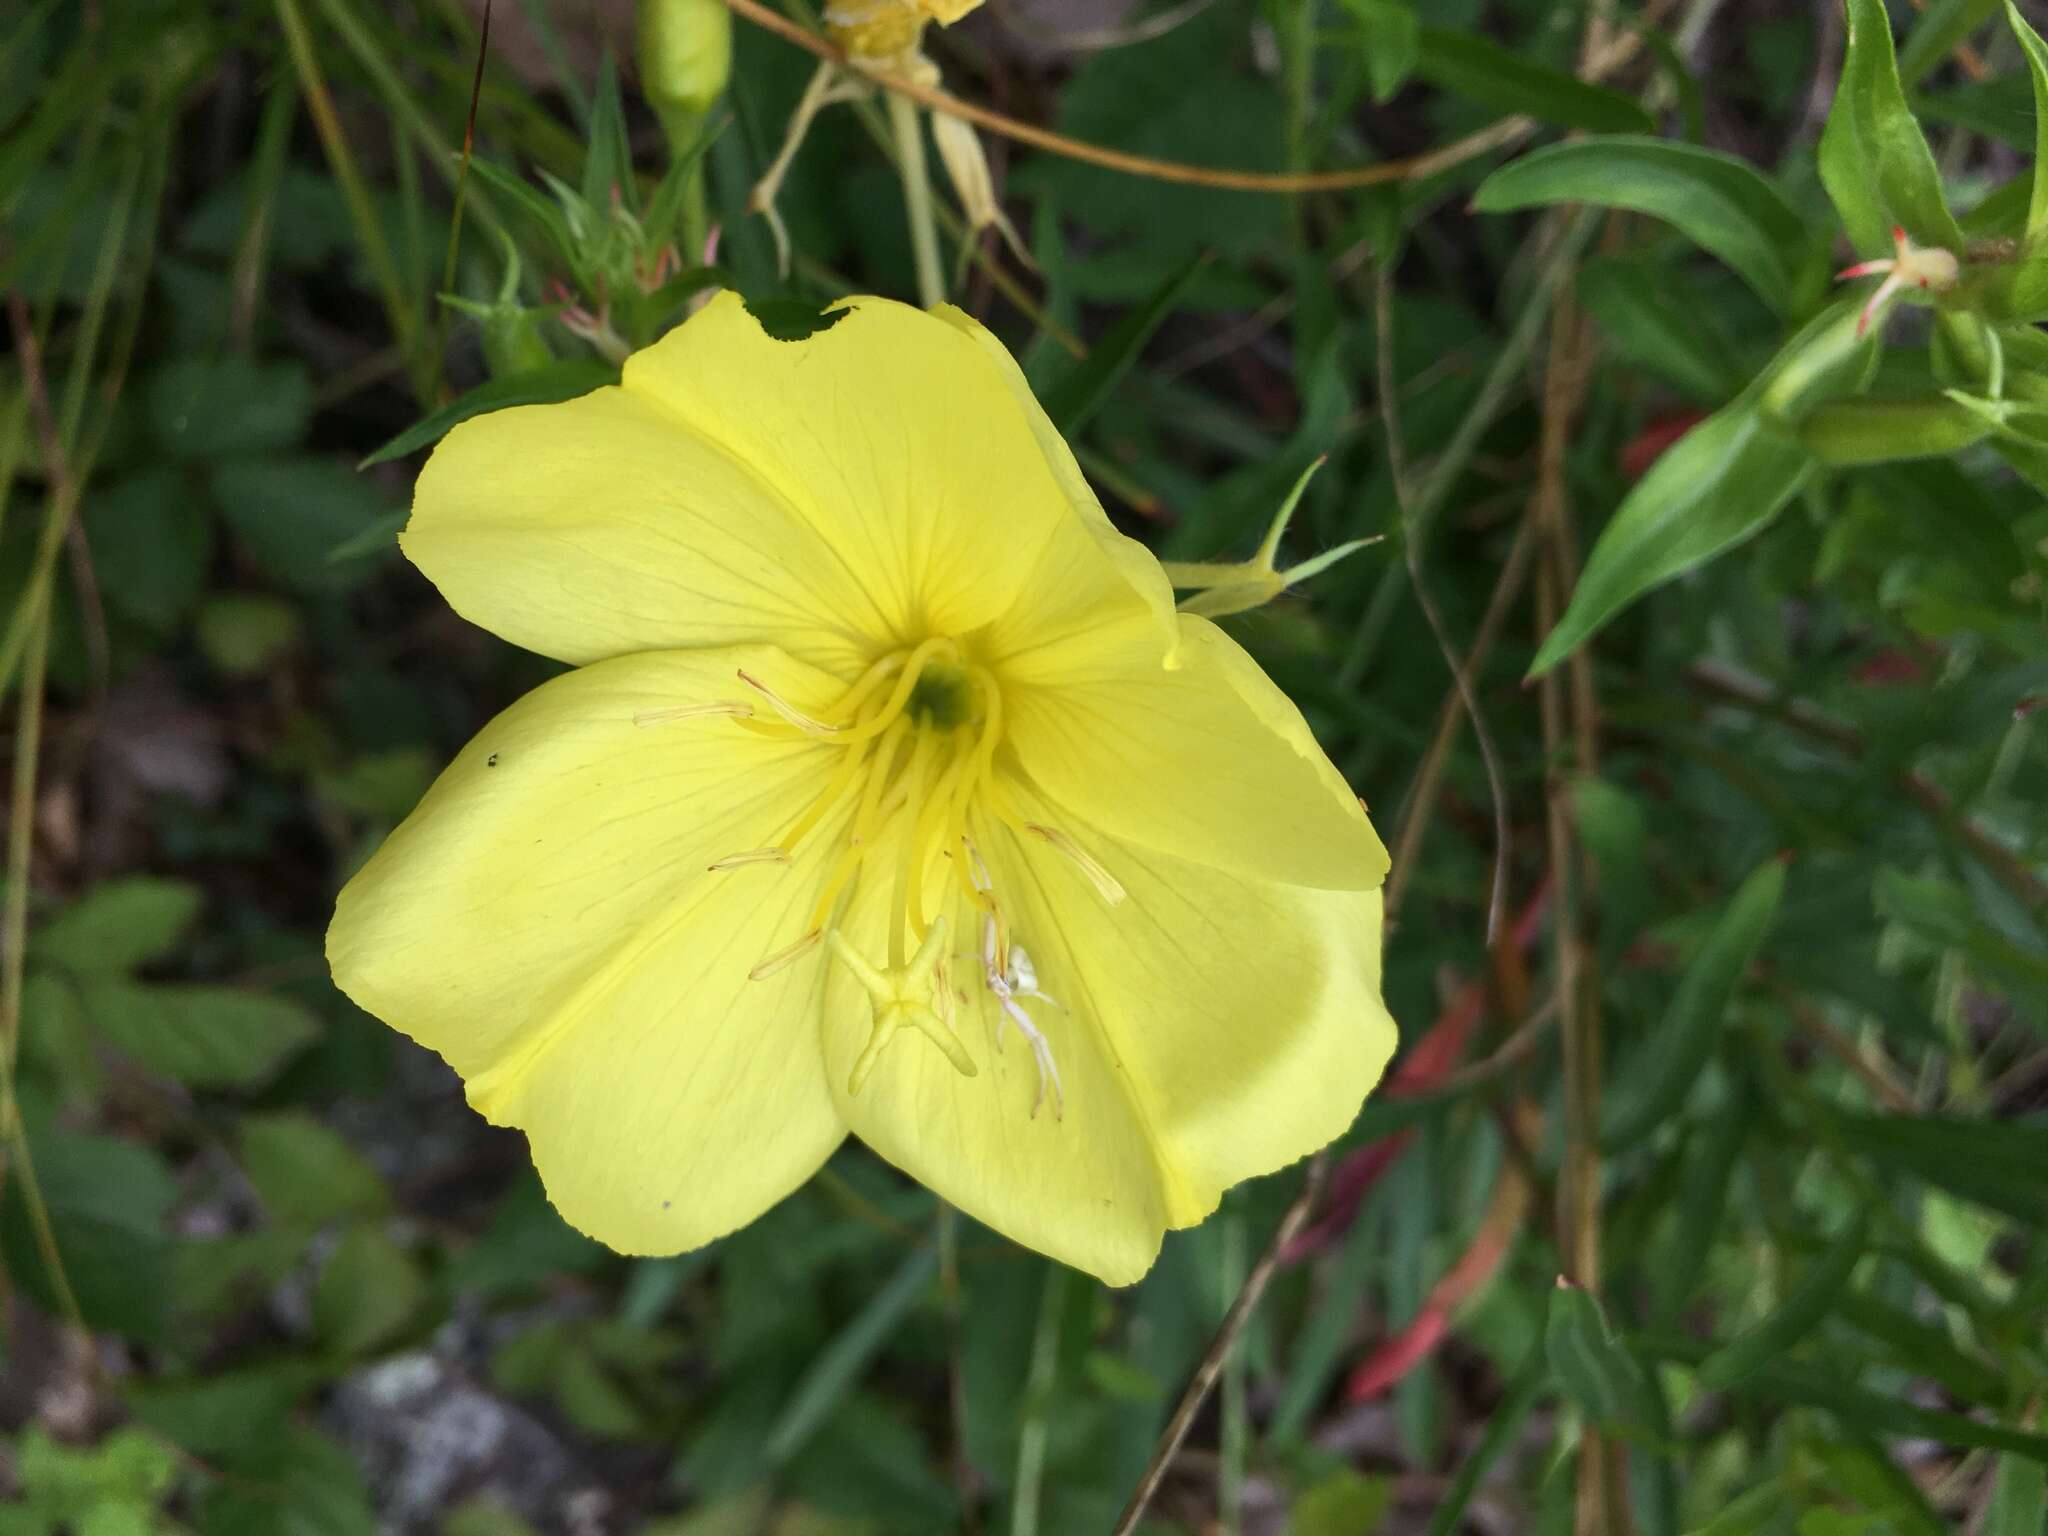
[327,294,1395,1285]
[748,0,1022,279]
[824,0,981,62]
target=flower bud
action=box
[931,111,1028,268]
[636,0,731,141]
[1797,396,1992,465]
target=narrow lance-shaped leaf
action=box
[1818,0,1964,255]
[1695,1206,1870,1390]
[1039,252,1208,435]
[1414,28,1653,134]
[360,360,619,468]
[2006,1,2048,248]
[1530,404,1814,674]
[1575,255,1744,403]
[1475,137,1810,313]
[1602,859,1787,1149]
[1545,1281,1656,1432]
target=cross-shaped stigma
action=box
[827,915,977,1094]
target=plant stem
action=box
[1011,1263,1066,1536]
[886,89,945,308]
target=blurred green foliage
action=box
[1,0,2045,1532]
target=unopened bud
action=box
[636,0,731,136]
[931,111,1029,269]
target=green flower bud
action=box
[636,0,731,145]
[1797,396,1992,465]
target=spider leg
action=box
[1000,996,1065,1119]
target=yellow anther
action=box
[827,916,976,1093]
[737,669,841,735]
[748,928,823,980]
[1024,823,1126,906]
[708,848,790,872]
[633,701,754,726]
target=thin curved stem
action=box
[724,0,1529,193]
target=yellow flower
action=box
[825,0,980,62]
[326,293,1396,1285]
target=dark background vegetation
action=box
[2,0,2045,1531]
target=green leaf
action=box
[196,594,303,678]
[0,1127,176,1341]
[1039,252,1209,435]
[1531,404,1815,674]
[1696,1208,1869,1390]
[313,1223,426,1358]
[1874,865,2048,995]
[1545,1281,1655,1432]
[463,158,577,267]
[581,54,633,210]
[1819,0,1964,255]
[1654,1072,1754,1323]
[1640,1339,2048,1464]
[1836,1293,2006,1405]
[1899,0,2002,86]
[83,469,215,634]
[195,1427,374,1535]
[1986,1452,2048,1536]
[761,1245,938,1469]
[1337,0,1420,103]
[79,978,321,1090]
[1604,859,1787,1149]
[1576,254,1744,402]
[31,876,201,974]
[127,1364,324,1463]
[1475,137,1809,311]
[1825,1110,2048,1225]
[1413,28,1653,134]
[210,457,397,592]
[238,1113,388,1228]
[2006,1,2048,247]
[358,359,618,467]
[147,356,312,460]
[1290,1469,1395,1535]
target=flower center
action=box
[731,637,1007,974]
[668,639,1121,1112]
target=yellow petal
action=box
[625,293,1177,667]
[327,645,851,1254]
[995,818,1395,1222]
[403,384,887,671]
[1002,613,1390,891]
[821,868,1176,1287]
[925,304,1180,668]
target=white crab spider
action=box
[981,915,1065,1120]
[965,842,1065,1120]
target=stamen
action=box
[633,702,754,726]
[1025,824,1127,906]
[708,848,790,872]
[748,928,822,980]
[737,669,840,736]
[888,732,940,966]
